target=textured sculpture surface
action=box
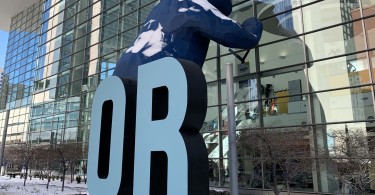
[113,0,263,80]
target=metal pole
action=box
[226,63,239,195]
[0,110,10,175]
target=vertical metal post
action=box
[226,63,239,195]
[0,110,10,175]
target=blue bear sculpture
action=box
[113,0,263,80]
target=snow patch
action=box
[0,176,88,195]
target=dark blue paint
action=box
[113,0,263,80]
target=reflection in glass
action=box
[255,0,304,45]
[202,59,217,82]
[259,37,305,71]
[361,0,375,17]
[365,17,375,49]
[303,0,360,32]
[201,107,219,133]
[308,53,370,91]
[207,82,218,106]
[219,51,256,79]
[312,87,375,124]
[305,21,365,61]
[221,79,261,127]
[221,76,259,104]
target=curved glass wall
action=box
[1,0,375,194]
[203,0,375,194]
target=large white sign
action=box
[87,57,209,195]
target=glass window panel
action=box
[221,76,260,105]
[100,71,109,81]
[28,132,40,143]
[303,0,360,32]
[308,53,370,91]
[66,112,79,128]
[263,95,308,126]
[77,0,89,11]
[84,91,95,109]
[238,127,313,190]
[122,0,138,15]
[220,50,256,79]
[205,132,227,159]
[43,102,54,116]
[72,51,85,67]
[32,92,45,105]
[207,82,219,106]
[259,37,305,71]
[369,51,375,82]
[70,80,82,96]
[60,57,71,72]
[305,21,365,62]
[223,97,262,128]
[72,65,84,81]
[120,28,137,49]
[205,41,217,60]
[365,17,375,49]
[203,59,217,82]
[61,42,73,58]
[101,36,118,56]
[50,36,62,51]
[103,6,119,25]
[74,35,87,52]
[101,21,118,41]
[260,69,308,125]
[103,0,119,10]
[362,0,375,17]
[201,107,219,133]
[325,123,375,154]
[259,10,302,44]
[80,109,91,126]
[207,158,228,186]
[64,127,77,142]
[63,17,75,32]
[87,75,99,91]
[140,4,154,23]
[120,11,138,32]
[67,99,80,112]
[57,71,70,86]
[262,70,307,96]
[141,0,155,6]
[65,3,76,19]
[56,84,69,99]
[312,87,375,124]
[100,53,117,72]
[237,102,261,129]
[77,8,89,25]
[54,100,66,114]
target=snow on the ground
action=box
[0,175,88,195]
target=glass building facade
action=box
[0,68,3,94]
[1,0,375,194]
[0,2,42,143]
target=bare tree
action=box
[12,144,35,186]
[3,144,36,186]
[34,145,59,189]
[3,145,22,177]
[56,143,84,191]
[321,128,375,195]
[238,127,312,195]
